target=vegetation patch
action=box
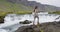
[48,11,60,14]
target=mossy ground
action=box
[48,11,60,14]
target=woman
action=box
[33,6,39,25]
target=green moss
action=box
[0,15,5,23]
[16,11,32,14]
[48,11,60,14]
[0,11,32,16]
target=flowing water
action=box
[0,12,60,32]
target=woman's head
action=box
[34,6,38,12]
[35,6,38,9]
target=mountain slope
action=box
[0,0,60,13]
[0,0,32,12]
[7,0,60,12]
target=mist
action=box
[28,0,60,7]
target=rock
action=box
[20,20,32,24]
[15,25,41,32]
[0,16,5,23]
[16,21,60,32]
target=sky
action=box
[28,0,60,7]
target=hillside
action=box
[0,0,32,14]
[7,0,60,12]
[0,0,60,15]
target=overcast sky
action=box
[28,0,60,7]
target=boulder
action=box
[20,20,32,24]
[0,16,5,23]
[15,25,41,32]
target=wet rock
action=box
[20,20,32,24]
[0,16,5,23]
[16,21,60,32]
[15,25,41,32]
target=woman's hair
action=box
[35,6,38,9]
[34,6,38,12]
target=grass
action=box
[16,11,32,14]
[0,11,32,16]
[48,11,60,14]
[0,0,32,11]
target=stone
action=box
[16,21,60,32]
[0,16,5,23]
[20,20,32,24]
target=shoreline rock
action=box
[0,16,5,24]
[15,21,60,32]
[20,20,32,24]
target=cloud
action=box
[28,0,60,7]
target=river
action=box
[0,12,60,32]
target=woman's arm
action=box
[32,8,35,16]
